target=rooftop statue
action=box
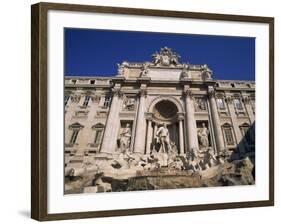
[152,47,181,66]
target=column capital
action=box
[177,112,185,121]
[183,89,193,98]
[112,88,123,98]
[145,112,153,121]
[208,89,216,98]
[139,88,147,97]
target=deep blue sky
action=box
[64,28,255,81]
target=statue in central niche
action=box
[156,123,172,153]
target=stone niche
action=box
[151,100,180,152]
[116,120,133,152]
[196,120,212,149]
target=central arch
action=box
[146,96,185,154]
[148,96,184,116]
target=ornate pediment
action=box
[151,47,181,66]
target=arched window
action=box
[222,123,235,146]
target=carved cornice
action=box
[82,90,94,96]
[215,92,225,99]
[70,95,81,103]
[91,94,101,102]
[225,96,233,104]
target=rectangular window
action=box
[217,98,225,110]
[94,130,102,144]
[103,96,111,108]
[233,98,243,110]
[83,96,90,107]
[70,129,79,144]
[224,127,234,145]
[64,95,70,106]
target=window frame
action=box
[222,123,235,146]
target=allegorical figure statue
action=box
[140,62,150,77]
[119,123,131,153]
[156,123,172,153]
[198,123,209,148]
[152,52,161,65]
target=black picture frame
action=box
[31,2,274,221]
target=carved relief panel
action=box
[194,97,207,112]
[122,95,136,111]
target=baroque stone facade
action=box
[64,47,255,193]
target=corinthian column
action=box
[133,89,147,154]
[145,113,153,155]
[177,113,185,155]
[183,87,199,152]
[100,88,122,154]
[208,87,224,153]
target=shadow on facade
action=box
[228,121,255,180]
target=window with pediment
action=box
[68,122,84,145]
[91,123,105,147]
